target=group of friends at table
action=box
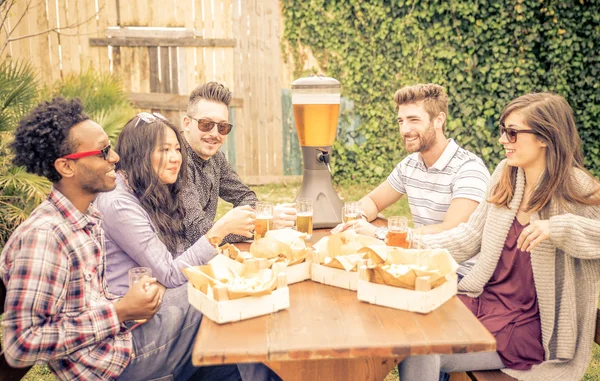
[1,81,599,381]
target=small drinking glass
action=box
[128,267,152,322]
[386,216,411,248]
[254,201,274,240]
[342,201,362,223]
[295,199,313,239]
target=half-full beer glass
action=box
[342,201,362,223]
[254,202,273,240]
[296,199,313,239]
[128,267,152,322]
[387,216,411,248]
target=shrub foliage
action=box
[281,0,600,183]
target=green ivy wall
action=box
[281,0,600,184]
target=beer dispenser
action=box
[292,75,343,228]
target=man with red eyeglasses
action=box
[181,82,297,246]
[1,97,240,381]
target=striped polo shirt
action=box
[387,139,490,227]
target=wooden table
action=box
[192,227,496,381]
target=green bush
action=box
[281,0,600,183]
[0,65,134,247]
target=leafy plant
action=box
[0,59,38,132]
[281,0,600,183]
[43,70,135,141]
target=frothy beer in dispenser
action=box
[292,75,343,228]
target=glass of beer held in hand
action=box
[254,202,274,240]
[296,199,313,239]
[342,201,362,223]
[387,216,411,248]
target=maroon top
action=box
[458,218,545,370]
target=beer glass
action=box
[296,199,313,239]
[386,216,411,248]
[342,201,362,223]
[254,202,274,240]
[128,267,152,322]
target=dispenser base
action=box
[296,169,343,229]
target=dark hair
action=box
[11,97,90,182]
[393,84,449,131]
[187,82,232,115]
[116,115,188,254]
[489,92,600,211]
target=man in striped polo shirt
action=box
[336,84,490,277]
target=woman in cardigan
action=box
[399,93,600,381]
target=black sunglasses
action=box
[188,116,233,135]
[61,143,112,161]
[500,125,540,143]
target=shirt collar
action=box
[49,187,102,231]
[182,136,210,169]
[420,139,459,171]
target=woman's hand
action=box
[518,220,551,252]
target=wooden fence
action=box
[1,0,286,184]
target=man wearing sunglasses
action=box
[1,97,240,381]
[181,82,296,246]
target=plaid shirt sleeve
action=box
[2,228,121,367]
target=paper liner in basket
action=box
[182,254,279,300]
[367,248,458,290]
[312,230,386,271]
[246,228,308,266]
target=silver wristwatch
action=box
[374,227,388,240]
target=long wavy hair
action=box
[489,92,600,212]
[116,116,188,254]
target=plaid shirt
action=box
[0,188,132,380]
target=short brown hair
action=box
[393,84,449,130]
[187,82,232,115]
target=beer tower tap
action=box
[316,148,331,173]
[291,75,343,228]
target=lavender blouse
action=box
[95,175,217,296]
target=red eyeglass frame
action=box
[61,143,112,160]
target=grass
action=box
[1,181,599,380]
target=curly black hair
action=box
[11,97,90,182]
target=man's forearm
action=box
[359,196,380,221]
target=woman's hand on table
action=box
[331,219,377,237]
[273,203,297,229]
[518,219,551,252]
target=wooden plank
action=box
[238,175,302,186]
[159,46,171,93]
[266,0,282,177]
[450,373,471,381]
[170,47,179,94]
[89,37,236,47]
[148,46,159,92]
[96,0,112,72]
[232,0,247,176]
[5,0,32,62]
[265,357,403,381]
[46,0,62,82]
[127,92,242,110]
[105,27,201,38]
[60,0,81,75]
[83,0,102,72]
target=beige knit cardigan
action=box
[420,159,600,381]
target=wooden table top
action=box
[192,226,496,366]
